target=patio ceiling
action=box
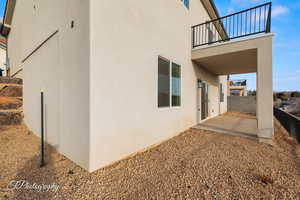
[193,48,257,75]
[191,34,273,75]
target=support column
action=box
[256,36,274,144]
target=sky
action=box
[0,0,4,21]
[214,0,300,91]
[0,1,298,91]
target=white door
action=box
[197,85,202,124]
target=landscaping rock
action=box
[0,85,23,97]
[0,110,23,125]
[0,113,299,200]
[0,97,22,110]
[0,77,23,84]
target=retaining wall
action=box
[274,107,300,143]
[228,96,256,113]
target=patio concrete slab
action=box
[193,112,258,139]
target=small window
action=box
[158,57,170,107]
[172,63,181,107]
[158,57,182,108]
[220,83,224,102]
[181,0,189,9]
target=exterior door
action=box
[201,82,209,120]
[197,80,209,123]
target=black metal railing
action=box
[230,79,247,86]
[192,2,272,48]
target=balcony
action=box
[191,2,273,75]
[229,79,248,96]
[230,79,247,87]
[192,2,272,48]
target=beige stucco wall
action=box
[256,35,273,142]
[89,0,226,171]
[8,0,91,170]
[219,75,228,114]
[12,70,22,78]
[8,0,228,172]
[193,62,217,120]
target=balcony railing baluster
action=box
[192,2,272,48]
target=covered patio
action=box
[192,33,274,143]
[194,112,258,140]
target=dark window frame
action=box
[158,56,182,108]
[158,56,171,108]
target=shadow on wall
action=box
[9,146,60,200]
[274,107,300,143]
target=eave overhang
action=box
[1,0,16,37]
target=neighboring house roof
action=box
[1,0,16,37]
[201,0,221,21]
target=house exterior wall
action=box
[7,0,228,172]
[7,0,91,170]
[219,76,228,114]
[12,70,22,78]
[89,0,227,171]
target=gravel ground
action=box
[0,117,300,200]
[0,77,22,84]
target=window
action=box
[220,83,224,102]
[181,0,189,9]
[172,63,181,106]
[158,57,170,107]
[158,57,181,108]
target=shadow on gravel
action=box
[291,146,300,176]
[275,120,300,175]
[9,146,60,200]
[281,130,300,175]
[290,148,300,199]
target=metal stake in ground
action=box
[40,91,45,168]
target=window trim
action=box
[157,56,182,109]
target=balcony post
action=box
[192,27,195,48]
[256,35,274,144]
[266,3,272,33]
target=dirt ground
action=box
[0,119,300,199]
[0,77,22,85]
[0,85,23,98]
[0,97,22,110]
